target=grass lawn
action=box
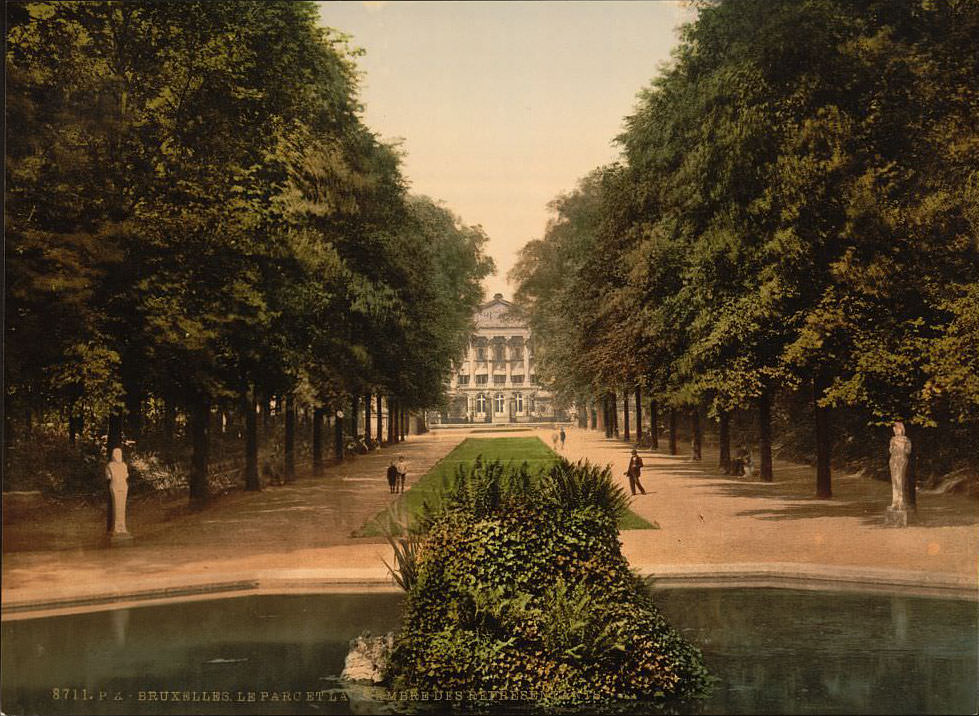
[354,436,656,536]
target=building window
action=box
[493,374,506,385]
[493,343,505,362]
[529,374,537,385]
[494,393,505,414]
[457,374,470,385]
[511,374,524,385]
[511,345,523,361]
[476,394,487,413]
[475,374,488,385]
[476,346,486,361]
[514,392,523,412]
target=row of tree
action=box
[513,0,979,496]
[4,2,493,498]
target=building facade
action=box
[439,294,555,424]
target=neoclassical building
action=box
[439,294,555,424]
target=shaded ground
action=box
[556,426,979,578]
[2,425,977,609]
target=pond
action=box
[1,588,975,715]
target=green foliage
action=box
[385,460,710,707]
[5,2,492,494]
[512,0,979,483]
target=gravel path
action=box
[3,425,976,614]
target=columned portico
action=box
[436,294,557,425]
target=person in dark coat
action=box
[626,449,646,495]
[386,460,399,493]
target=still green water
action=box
[1,588,975,715]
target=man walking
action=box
[396,454,408,494]
[627,449,646,495]
[559,427,566,450]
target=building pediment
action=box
[475,294,525,329]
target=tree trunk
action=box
[611,392,619,438]
[312,408,324,474]
[759,387,774,482]
[261,394,271,433]
[245,388,260,491]
[590,401,597,430]
[400,408,407,441]
[812,376,832,498]
[163,401,176,443]
[719,410,731,473]
[623,388,631,441]
[334,409,344,460]
[691,408,702,460]
[284,393,296,481]
[107,413,124,458]
[189,398,210,502]
[668,407,677,455]
[351,395,360,439]
[635,386,643,442]
[125,389,143,442]
[388,398,396,444]
[376,395,383,443]
[364,394,372,442]
[650,400,659,449]
[603,395,612,438]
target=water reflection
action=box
[1,589,975,715]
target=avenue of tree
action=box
[512,0,979,497]
[4,2,493,499]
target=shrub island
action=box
[382,457,711,709]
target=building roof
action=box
[474,293,525,329]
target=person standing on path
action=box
[396,454,408,494]
[559,427,566,450]
[627,449,646,495]
[386,459,399,493]
[551,431,560,451]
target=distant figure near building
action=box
[627,449,646,496]
[396,455,408,494]
[559,427,566,449]
[885,422,914,526]
[551,432,560,450]
[105,447,132,542]
[386,460,399,494]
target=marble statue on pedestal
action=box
[885,422,914,527]
[106,447,133,544]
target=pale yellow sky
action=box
[317,1,695,300]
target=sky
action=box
[317,1,696,300]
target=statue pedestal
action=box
[110,532,135,546]
[884,506,914,527]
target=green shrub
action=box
[384,459,711,708]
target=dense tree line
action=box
[4,2,492,499]
[513,0,979,496]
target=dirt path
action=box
[2,431,466,599]
[3,425,976,613]
[556,425,978,579]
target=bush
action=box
[384,458,711,708]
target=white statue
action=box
[105,447,132,540]
[886,422,913,526]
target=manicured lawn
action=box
[354,436,655,536]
